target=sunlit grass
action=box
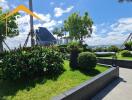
[99,52,132,60]
[0,60,109,100]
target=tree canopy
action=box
[0,10,19,52]
[64,12,93,43]
[0,10,19,39]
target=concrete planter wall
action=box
[52,66,119,100]
[98,58,132,69]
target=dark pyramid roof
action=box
[36,27,56,43]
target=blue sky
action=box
[1,0,132,48]
[7,0,132,23]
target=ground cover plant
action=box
[0,60,109,100]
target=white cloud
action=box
[58,20,63,24]
[5,12,63,49]
[34,12,51,22]
[85,18,132,46]
[54,6,74,17]
[0,0,9,11]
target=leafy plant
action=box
[0,46,64,81]
[78,52,97,70]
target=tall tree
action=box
[64,12,93,44]
[0,10,19,52]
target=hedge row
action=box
[0,46,64,81]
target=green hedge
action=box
[78,52,97,70]
[0,46,64,81]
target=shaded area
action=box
[0,61,108,100]
[98,58,132,69]
[0,71,64,100]
[71,64,108,77]
[79,69,101,76]
[92,77,126,100]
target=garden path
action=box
[92,68,132,100]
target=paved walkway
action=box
[92,68,132,100]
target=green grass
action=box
[99,52,132,61]
[0,61,109,100]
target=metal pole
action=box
[29,0,35,46]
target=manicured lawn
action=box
[0,60,108,100]
[99,52,132,60]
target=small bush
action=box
[78,52,97,70]
[0,46,64,81]
[121,50,132,57]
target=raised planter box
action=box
[98,58,132,69]
[52,66,119,100]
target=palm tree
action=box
[29,0,35,46]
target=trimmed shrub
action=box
[0,46,64,81]
[78,52,97,70]
[121,50,132,57]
